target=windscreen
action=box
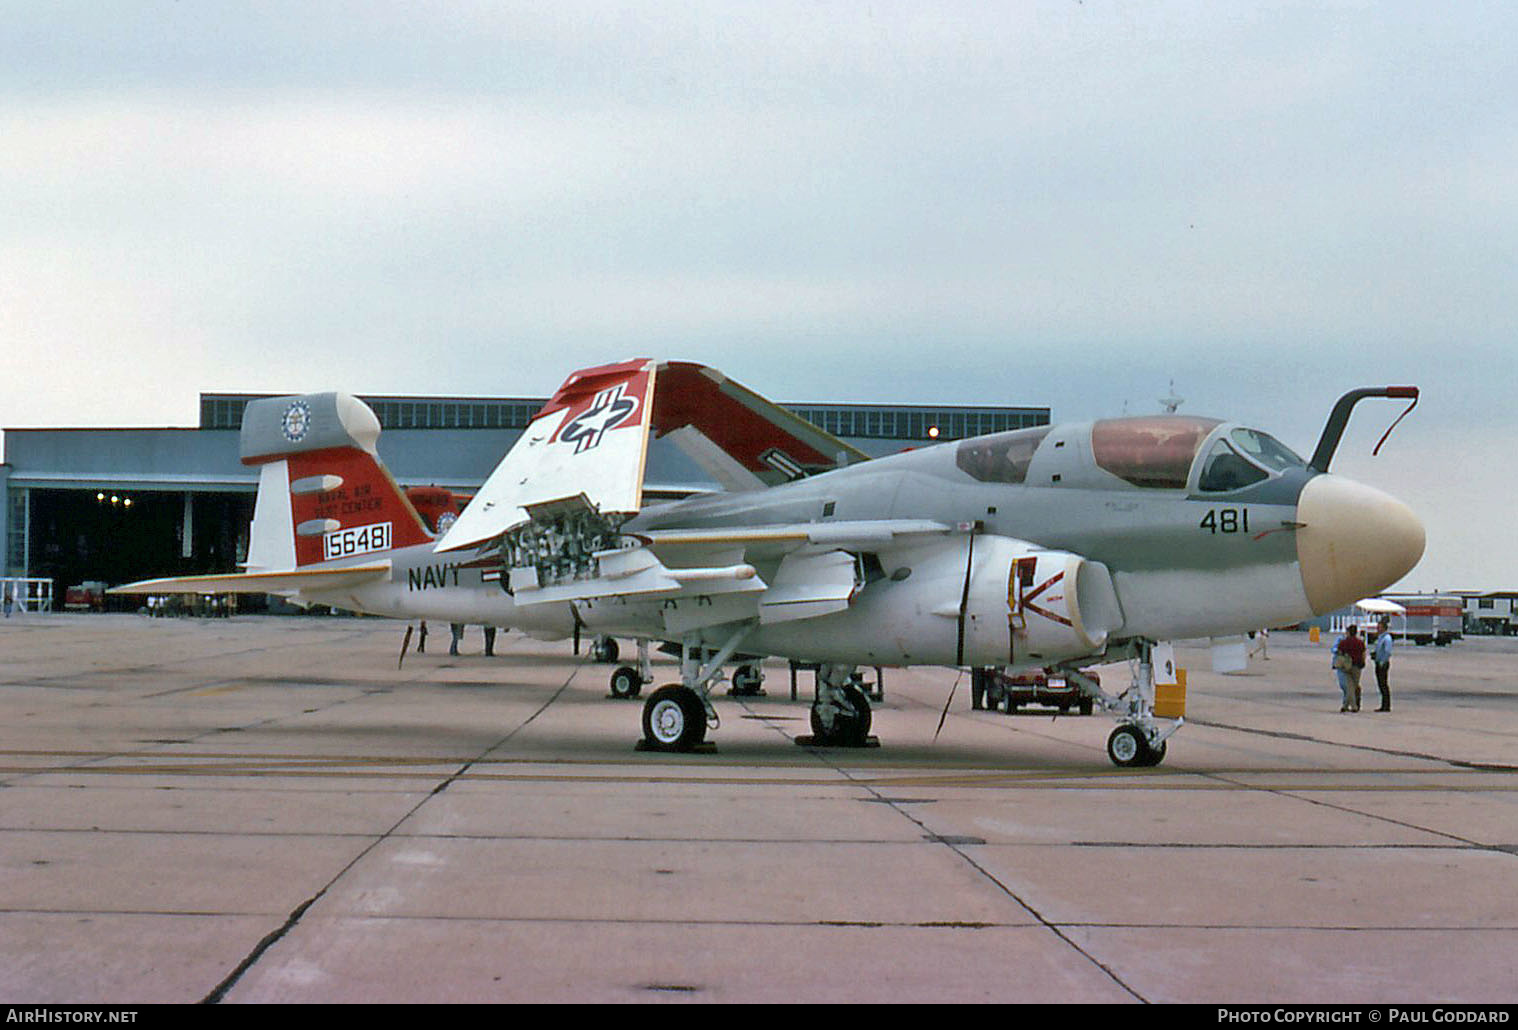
[1198,428,1307,493]
[1228,428,1305,472]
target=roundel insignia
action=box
[281,401,312,442]
[437,511,458,534]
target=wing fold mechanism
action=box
[436,359,868,555]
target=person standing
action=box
[483,625,497,657]
[1372,617,1395,711]
[1334,624,1367,712]
[1249,627,1270,660]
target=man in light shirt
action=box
[1372,617,1395,712]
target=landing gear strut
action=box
[1063,640,1181,768]
[638,624,755,752]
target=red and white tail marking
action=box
[240,394,432,570]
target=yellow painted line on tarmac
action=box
[2,759,1515,793]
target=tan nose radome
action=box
[1296,474,1425,615]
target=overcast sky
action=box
[2,2,1512,590]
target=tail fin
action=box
[241,393,432,570]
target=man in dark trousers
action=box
[1335,624,1367,712]
[1372,616,1395,711]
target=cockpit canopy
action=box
[1091,416,1307,492]
[956,415,1308,493]
[1091,417,1220,490]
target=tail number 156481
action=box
[324,521,392,560]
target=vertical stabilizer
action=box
[240,393,432,569]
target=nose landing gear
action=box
[1106,724,1168,767]
[1063,639,1181,768]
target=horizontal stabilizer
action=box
[109,562,391,596]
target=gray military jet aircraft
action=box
[438,361,1422,766]
[117,361,1423,767]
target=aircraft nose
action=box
[1296,474,1425,615]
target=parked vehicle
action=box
[1383,594,1463,646]
[64,581,106,611]
[972,667,1097,715]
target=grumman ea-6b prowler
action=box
[114,360,1424,767]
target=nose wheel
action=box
[1062,640,1181,767]
[1107,724,1167,767]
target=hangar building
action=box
[2,391,1049,609]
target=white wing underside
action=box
[510,519,951,625]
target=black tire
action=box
[610,665,641,699]
[592,637,620,664]
[1138,739,1168,766]
[641,685,706,751]
[809,684,872,746]
[841,683,872,745]
[730,664,762,696]
[1107,725,1151,767]
[1078,698,1094,716]
[809,703,828,740]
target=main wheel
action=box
[810,684,872,746]
[592,637,620,663]
[730,664,763,696]
[609,665,642,699]
[642,685,707,751]
[1107,725,1151,767]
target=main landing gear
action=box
[608,639,653,699]
[638,624,755,753]
[1063,640,1181,768]
[804,664,875,748]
